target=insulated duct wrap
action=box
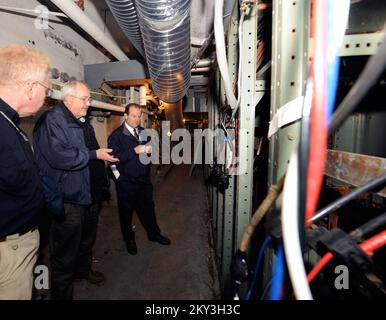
[105,0,145,56]
[136,0,192,103]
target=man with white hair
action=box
[33,80,118,300]
[0,44,51,299]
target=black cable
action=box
[311,172,386,223]
[298,79,312,248]
[328,27,386,134]
[350,212,386,242]
[260,277,273,300]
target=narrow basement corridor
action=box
[72,164,220,300]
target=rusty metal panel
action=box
[325,149,386,197]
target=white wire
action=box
[282,152,313,300]
[231,10,245,120]
[214,0,238,110]
[329,0,351,59]
[256,60,271,78]
[0,5,67,17]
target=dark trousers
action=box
[116,180,160,243]
[49,202,99,300]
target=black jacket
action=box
[81,119,110,202]
[108,124,151,184]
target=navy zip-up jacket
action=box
[0,99,45,238]
[33,103,96,205]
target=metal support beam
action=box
[220,1,239,286]
[234,4,259,249]
[207,76,215,222]
[268,0,310,186]
[216,63,224,257]
[213,100,219,237]
[84,60,149,89]
[209,70,220,232]
[309,32,385,57]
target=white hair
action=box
[0,44,50,86]
[61,80,90,100]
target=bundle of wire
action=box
[305,0,350,225]
[282,0,351,300]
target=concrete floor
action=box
[72,164,220,300]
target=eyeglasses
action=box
[36,81,53,98]
[70,95,93,103]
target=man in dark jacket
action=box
[0,44,50,299]
[108,103,170,255]
[73,117,111,282]
[33,80,118,300]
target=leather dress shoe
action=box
[75,270,105,285]
[148,234,171,245]
[126,239,138,255]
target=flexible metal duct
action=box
[105,0,145,56]
[135,0,192,103]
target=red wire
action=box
[307,252,333,283]
[361,229,386,253]
[305,0,328,226]
[307,230,386,283]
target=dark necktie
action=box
[134,127,139,140]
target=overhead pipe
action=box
[49,0,129,61]
[105,0,145,56]
[190,31,214,68]
[0,5,66,17]
[50,89,154,114]
[195,59,214,68]
[139,85,147,106]
[191,67,211,73]
[50,89,124,112]
[129,87,135,103]
[135,0,192,103]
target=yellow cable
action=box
[239,175,285,252]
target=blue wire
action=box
[244,235,272,300]
[326,0,341,123]
[326,55,341,123]
[268,241,285,300]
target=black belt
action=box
[0,227,36,243]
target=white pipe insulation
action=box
[49,0,129,61]
[50,89,154,114]
[50,89,124,112]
